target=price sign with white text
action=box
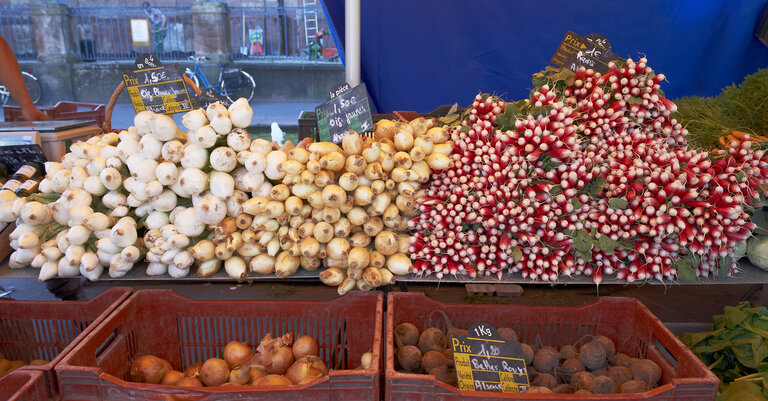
[451,323,529,393]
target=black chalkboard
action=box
[451,323,530,393]
[0,144,47,173]
[196,87,232,110]
[315,83,373,144]
[551,31,622,74]
[123,53,194,115]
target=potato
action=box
[397,345,422,372]
[630,358,661,385]
[620,379,649,393]
[532,372,557,389]
[497,327,518,342]
[418,327,446,354]
[570,371,595,391]
[429,364,457,386]
[608,366,633,386]
[558,358,585,382]
[394,323,419,348]
[524,386,553,393]
[421,351,449,373]
[552,384,574,394]
[446,327,468,338]
[579,340,607,371]
[595,335,616,358]
[590,375,617,394]
[533,347,560,373]
[442,349,454,367]
[560,345,579,360]
[612,352,632,367]
[521,343,534,365]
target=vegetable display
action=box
[127,333,373,387]
[680,302,768,400]
[410,58,768,284]
[675,68,768,150]
[393,322,663,395]
[2,98,452,293]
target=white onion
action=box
[181,143,208,169]
[210,171,235,199]
[149,113,178,141]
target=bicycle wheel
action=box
[22,72,42,105]
[222,70,255,103]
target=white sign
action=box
[131,19,150,47]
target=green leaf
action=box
[675,255,698,283]
[573,230,593,253]
[609,198,629,209]
[549,185,563,196]
[628,96,643,105]
[497,104,522,131]
[577,249,592,262]
[719,380,768,401]
[571,198,583,211]
[460,125,471,133]
[510,247,523,262]
[530,105,553,118]
[584,177,608,197]
[532,76,548,88]
[597,235,623,253]
[719,256,733,280]
[438,113,460,126]
[724,306,750,329]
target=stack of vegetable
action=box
[4,99,451,293]
[410,57,768,284]
[128,334,372,387]
[680,302,768,400]
[394,322,663,395]
[675,68,768,150]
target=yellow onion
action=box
[286,356,327,384]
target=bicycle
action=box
[184,56,255,103]
[0,71,42,106]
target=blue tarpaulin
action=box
[321,0,768,113]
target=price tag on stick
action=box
[551,31,623,74]
[123,53,194,115]
[451,323,530,393]
[315,83,374,144]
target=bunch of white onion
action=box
[238,118,453,294]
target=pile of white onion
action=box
[5,100,452,294]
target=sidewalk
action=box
[107,101,319,131]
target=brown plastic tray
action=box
[386,293,719,400]
[0,287,132,399]
[56,289,383,400]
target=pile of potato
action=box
[393,323,662,395]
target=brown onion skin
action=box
[286,356,328,384]
[293,336,319,359]
[254,374,293,386]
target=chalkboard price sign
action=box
[551,31,623,74]
[315,83,374,144]
[0,144,47,173]
[451,323,529,393]
[123,53,194,115]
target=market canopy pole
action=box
[344,0,361,86]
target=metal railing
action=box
[70,6,193,61]
[0,6,36,60]
[230,4,340,62]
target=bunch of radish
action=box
[411,57,768,284]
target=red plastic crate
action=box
[56,289,383,401]
[4,101,106,127]
[386,294,719,401]
[0,370,48,401]
[0,288,131,399]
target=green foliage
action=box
[680,302,768,399]
[675,68,768,149]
